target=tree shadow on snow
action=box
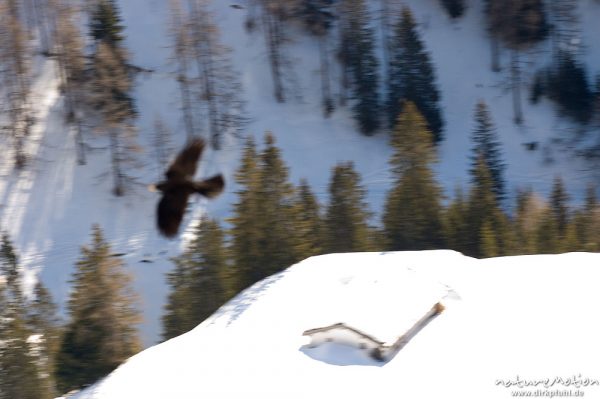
[299,342,386,367]
[210,270,289,327]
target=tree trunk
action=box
[490,35,500,72]
[170,0,196,140]
[177,66,195,141]
[510,49,523,125]
[337,5,349,106]
[262,5,285,103]
[109,128,124,196]
[318,35,333,117]
[189,0,220,147]
[76,118,86,165]
[380,0,392,84]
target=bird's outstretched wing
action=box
[157,190,190,238]
[194,174,225,198]
[165,138,205,180]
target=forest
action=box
[1,0,600,397]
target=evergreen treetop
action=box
[341,0,380,135]
[56,225,140,393]
[470,100,505,202]
[324,161,375,253]
[89,0,125,46]
[389,101,437,177]
[163,217,228,341]
[388,7,444,142]
[383,102,444,250]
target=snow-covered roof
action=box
[71,250,600,399]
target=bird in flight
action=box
[152,138,224,238]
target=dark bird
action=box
[152,138,224,238]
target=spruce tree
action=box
[294,179,324,258]
[513,189,546,254]
[0,234,45,399]
[549,176,570,236]
[56,225,140,393]
[479,220,499,258]
[465,155,510,257]
[340,0,380,135]
[229,137,262,292]
[443,187,470,254]
[254,133,303,275]
[470,100,505,202]
[574,185,600,251]
[324,162,374,253]
[439,0,466,19]
[27,282,61,399]
[383,102,444,250]
[162,217,229,341]
[229,134,302,291]
[89,0,124,46]
[535,208,561,253]
[547,51,594,124]
[388,7,444,142]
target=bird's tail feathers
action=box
[194,174,225,198]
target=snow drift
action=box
[70,250,600,399]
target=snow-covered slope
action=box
[70,251,600,399]
[2,0,600,347]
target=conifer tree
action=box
[229,134,302,291]
[574,185,600,251]
[89,0,124,46]
[383,102,444,250]
[27,282,61,399]
[513,189,546,254]
[162,217,229,341]
[479,220,499,258]
[295,179,324,257]
[324,162,374,253]
[443,187,470,254]
[254,133,304,275]
[339,0,380,135]
[439,0,466,19]
[470,100,505,202]
[550,176,569,236]
[56,225,140,393]
[546,51,593,124]
[465,155,510,257]
[0,234,45,399]
[229,137,262,291]
[387,7,443,142]
[535,208,561,253]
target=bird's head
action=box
[147,182,168,193]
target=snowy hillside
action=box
[69,251,600,399]
[2,0,600,347]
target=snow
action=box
[69,250,600,399]
[1,0,600,347]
